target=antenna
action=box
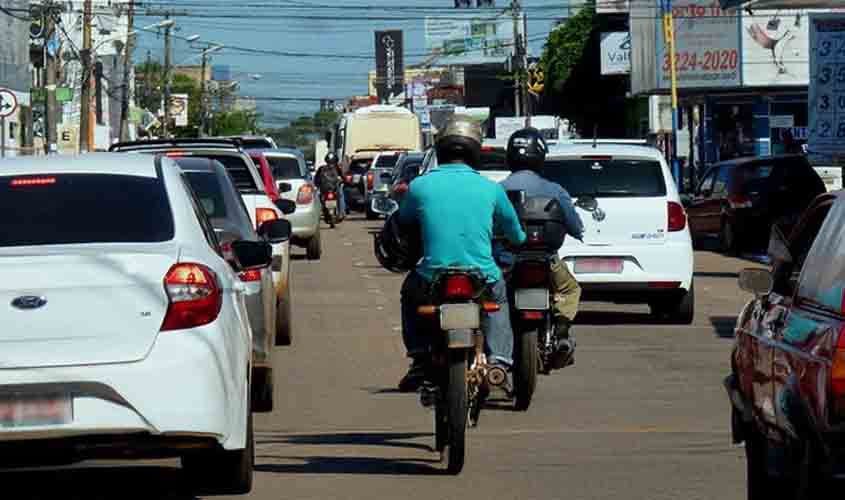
[592,124,598,149]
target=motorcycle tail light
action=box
[344,175,353,184]
[444,275,474,300]
[728,194,752,209]
[523,311,544,320]
[515,261,548,288]
[325,191,336,201]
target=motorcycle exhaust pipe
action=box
[486,365,508,387]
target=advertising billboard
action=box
[425,13,516,66]
[170,94,189,127]
[375,30,405,102]
[600,32,631,75]
[742,10,810,86]
[598,0,630,14]
[808,13,845,164]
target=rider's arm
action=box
[494,185,526,246]
[398,183,418,227]
[557,187,585,240]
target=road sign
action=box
[0,89,18,118]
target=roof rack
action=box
[109,138,242,152]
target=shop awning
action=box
[720,0,842,9]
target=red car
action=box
[727,191,845,499]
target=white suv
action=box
[545,143,695,323]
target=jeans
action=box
[400,271,514,366]
[337,185,347,216]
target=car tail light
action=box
[161,263,222,331]
[831,325,845,419]
[164,151,186,158]
[728,194,752,209]
[480,146,497,153]
[10,177,57,187]
[255,208,278,230]
[523,311,544,320]
[444,275,475,300]
[239,269,262,282]
[667,201,687,232]
[394,182,409,194]
[515,261,548,288]
[367,171,375,190]
[297,184,315,205]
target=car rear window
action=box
[203,155,260,193]
[184,172,228,219]
[350,159,371,174]
[543,159,668,198]
[0,174,174,247]
[267,156,303,179]
[375,154,400,169]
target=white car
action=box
[545,143,695,323]
[0,153,282,493]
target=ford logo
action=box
[11,296,47,310]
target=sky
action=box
[134,1,576,128]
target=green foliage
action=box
[260,109,339,160]
[212,110,259,136]
[540,4,596,92]
[171,74,203,138]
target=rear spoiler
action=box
[110,138,243,152]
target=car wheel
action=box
[720,218,738,254]
[275,286,292,346]
[650,283,695,325]
[183,410,254,495]
[250,366,273,413]
[745,427,770,500]
[306,228,322,260]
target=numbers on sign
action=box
[837,120,845,138]
[819,94,832,112]
[837,39,845,58]
[838,66,845,85]
[819,120,833,138]
[819,65,833,85]
[838,95,845,112]
[820,39,833,57]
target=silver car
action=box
[263,149,322,260]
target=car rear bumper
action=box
[289,201,320,241]
[0,324,246,453]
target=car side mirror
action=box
[738,268,774,297]
[274,199,296,215]
[231,240,273,270]
[258,219,292,244]
[278,182,293,193]
[767,224,793,263]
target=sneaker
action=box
[489,363,513,396]
[398,357,427,393]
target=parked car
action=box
[262,148,322,260]
[685,155,826,253]
[110,138,295,346]
[389,152,425,206]
[544,143,695,323]
[726,191,845,499]
[173,156,291,413]
[0,153,283,493]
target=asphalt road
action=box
[4,215,754,499]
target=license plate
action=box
[353,175,361,183]
[0,395,72,428]
[324,200,337,209]
[440,303,480,330]
[574,258,623,274]
[515,288,549,310]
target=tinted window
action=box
[375,154,400,169]
[478,148,508,171]
[0,174,174,247]
[713,166,732,196]
[350,159,370,174]
[796,202,841,312]
[400,160,422,182]
[543,159,667,198]
[267,156,303,179]
[239,138,274,149]
[697,167,717,194]
[734,162,775,193]
[185,172,228,219]
[203,154,260,193]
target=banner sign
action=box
[425,13,515,66]
[809,14,845,164]
[170,94,189,127]
[742,10,810,87]
[601,32,631,75]
[375,30,405,102]
[657,0,741,88]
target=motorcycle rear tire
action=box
[513,328,538,412]
[325,210,335,229]
[445,349,468,475]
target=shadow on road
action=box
[695,271,740,279]
[575,310,663,326]
[254,455,442,476]
[0,465,198,499]
[258,432,433,453]
[710,316,738,339]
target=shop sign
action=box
[769,115,795,128]
[808,14,845,163]
[657,0,741,89]
[601,32,631,75]
[742,10,811,87]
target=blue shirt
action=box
[399,163,526,283]
[500,170,584,240]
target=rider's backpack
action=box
[319,166,341,191]
[507,191,568,251]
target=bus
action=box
[328,105,422,172]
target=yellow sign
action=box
[527,63,545,95]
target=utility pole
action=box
[511,0,525,118]
[119,0,135,141]
[200,49,209,137]
[163,16,173,137]
[79,0,93,152]
[44,2,58,154]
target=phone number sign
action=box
[809,14,845,163]
[657,0,741,89]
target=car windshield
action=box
[375,154,400,168]
[543,159,667,198]
[0,174,174,247]
[267,156,303,179]
[202,154,261,194]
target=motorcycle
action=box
[321,188,341,228]
[414,268,504,475]
[504,191,573,411]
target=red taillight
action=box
[10,177,56,187]
[367,171,375,190]
[667,201,687,232]
[394,182,409,194]
[344,175,353,184]
[239,269,262,282]
[297,184,315,205]
[161,263,222,331]
[165,151,186,158]
[444,275,475,300]
[515,261,548,288]
[831,325,845,418]
[523,311,544,320]
[256,208,278,230]
[220,242,234,262]
[480,146,497,153]
[728,194,752,209]
[324,191,336,201]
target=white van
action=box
[329,105,422,172]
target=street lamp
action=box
[142,20,174,32]
[186,34,201,43]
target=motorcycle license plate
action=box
[440,303,480,330]
[324,199,337,209]
[515,288,549,310]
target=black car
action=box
[389,152,425,205]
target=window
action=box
[375,154,400,169]
[266,156,303,179]
[203,154,261,193]
[179,174,220,253]
[697,168,718,196]
[400,160,422,182]
[478,148,508,172]
[0,174,174,247]
[543,159,667,198]
[713,167,732,196]
[184,172,228,219]
[795,201,843,313]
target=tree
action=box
[212,110,259,136]
[540,4,596,93]
[171,74,203,137]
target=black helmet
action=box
[374,213,422,273]
[507,127,548,172]
[324,152,339,165]
[435,115,483,169]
